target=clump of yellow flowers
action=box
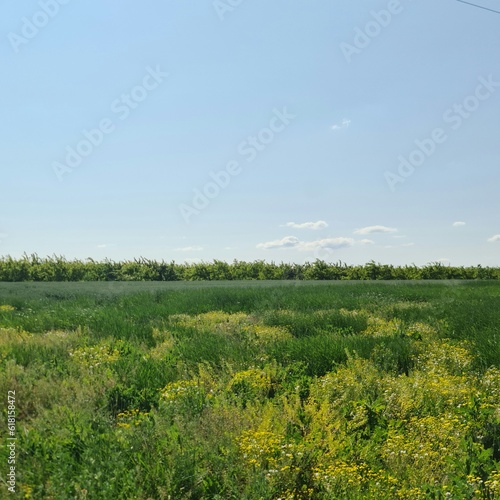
[116,409,149,429]
[69,344,120,368]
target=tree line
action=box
[0,254,498,281]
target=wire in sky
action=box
[456,0,500,15]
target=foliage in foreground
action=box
[0,282,499,499]
[1,254,499,281]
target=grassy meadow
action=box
[1,281,500,499]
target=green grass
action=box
[1,281,500,499]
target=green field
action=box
[1,281,500,499]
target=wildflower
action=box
[69,344,120,368]
[116,409,149,429]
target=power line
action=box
[456,0,500,15]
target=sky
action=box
[1,0,499,266]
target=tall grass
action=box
[1,281,500,498]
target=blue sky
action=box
[1,0,499,266]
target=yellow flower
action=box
[116,409,149,429]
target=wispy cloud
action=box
[282,221,328,230]
[384,242,414,249]
[487,235,500,243]
[331,118,351,131]
[353,225,397,235]
[452,221,466,227]
[257,236,300,250]
[359,239,374,245]
[257,236,354,251]
[298,237,354,251]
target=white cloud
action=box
[257,236,354,251]
[257,236,300,250]
[452,221,466,227]
[97,244,108,248]
[487,235,500,243]
[359,239,375,245]
[298,237,354,251]
[175,246,204,252]
[282,221,328,230]
[353,225,397,235]
[331,118,351,131]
